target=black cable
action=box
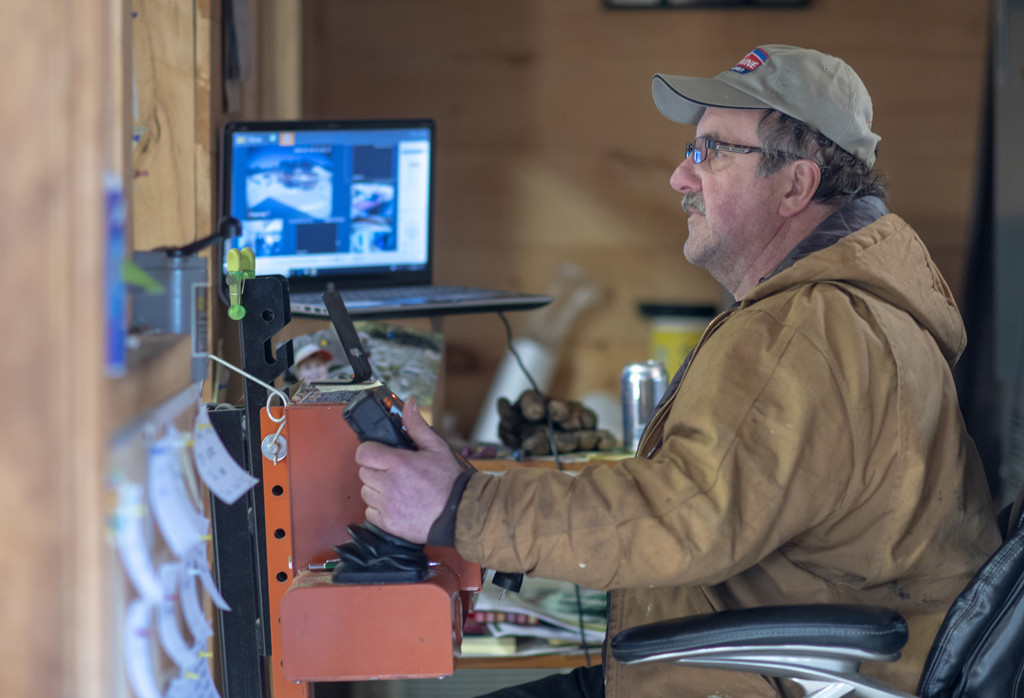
[497,312,592,666]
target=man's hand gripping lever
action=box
[334,386,430,584]
[342,386,523,594]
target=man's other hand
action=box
[355,397,463,543]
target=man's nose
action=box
[670,157,698,193]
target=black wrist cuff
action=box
[426,469,472,547]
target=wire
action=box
[208,353,290,450]
[496,313,564,471]
[496,312,592,666]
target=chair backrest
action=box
[916,484,1024,697]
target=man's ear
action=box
[778,160,821,217]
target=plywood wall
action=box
[302,0,989,436]
[1,1,122,696]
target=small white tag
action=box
[192,403,259,505]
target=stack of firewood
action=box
[497,389,619,455]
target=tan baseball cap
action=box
[652,45,880,167]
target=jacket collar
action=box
[765,196,890,281]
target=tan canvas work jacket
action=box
[455,207,1000,697]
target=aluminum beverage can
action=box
[621,360,669,454]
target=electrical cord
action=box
[497,311,593,667]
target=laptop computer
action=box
[219,118,551,319]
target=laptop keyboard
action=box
[289,283,550,318]
[339,285,502,303]
[290,285,507,310]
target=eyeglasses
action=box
[685,136,764,165]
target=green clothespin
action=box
[225,247,256,320]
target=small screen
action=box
[222,125,432,279]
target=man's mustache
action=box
[680,192,705,215]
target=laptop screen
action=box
[220,119,434,292]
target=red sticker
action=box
[732,48,770,74]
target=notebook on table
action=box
[219,118,551,319]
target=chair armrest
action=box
[611,604,908,663]
[611,605,913,698]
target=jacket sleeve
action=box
[455,303,873,591]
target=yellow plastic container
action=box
[640,303,717,375]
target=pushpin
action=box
[225,247,256,320]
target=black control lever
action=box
[325,289,523,592]
[333,386,428,584]
[340,385,523,593]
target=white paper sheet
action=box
[165,657,221,698]
[124,598,162,698]
[157,563,203,671]
[186,543,230,612]
[192,403,259,505]
[148,432,211,557]
[116,482,164,602]
[178,553,215,644]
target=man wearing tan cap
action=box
[354,46,999,696]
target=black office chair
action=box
[611,489,1024,697]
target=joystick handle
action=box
[343,387,415,450]
[341,385,523,595]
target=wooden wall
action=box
[1,0,224,695]
[302,0,990,435]
[1,1,123,696]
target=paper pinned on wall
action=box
[166,656,222,698]
[186,542,231,612]
[192,402,259,504]
[148,431,211,557]
[157,563,205,672]
[179,553,215,645]
[124,598,163,698]
[115,482,164,602]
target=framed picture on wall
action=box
[605,0,809,7]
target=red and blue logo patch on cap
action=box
[731,48,770,74]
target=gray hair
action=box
[756,110,888,206]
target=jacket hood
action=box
[746,202,967,364]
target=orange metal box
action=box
[264,391,481,683]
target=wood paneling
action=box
[1,0,117,696]
[302,0,989,435]
[133,0,199,250]
[0,0,225,695]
